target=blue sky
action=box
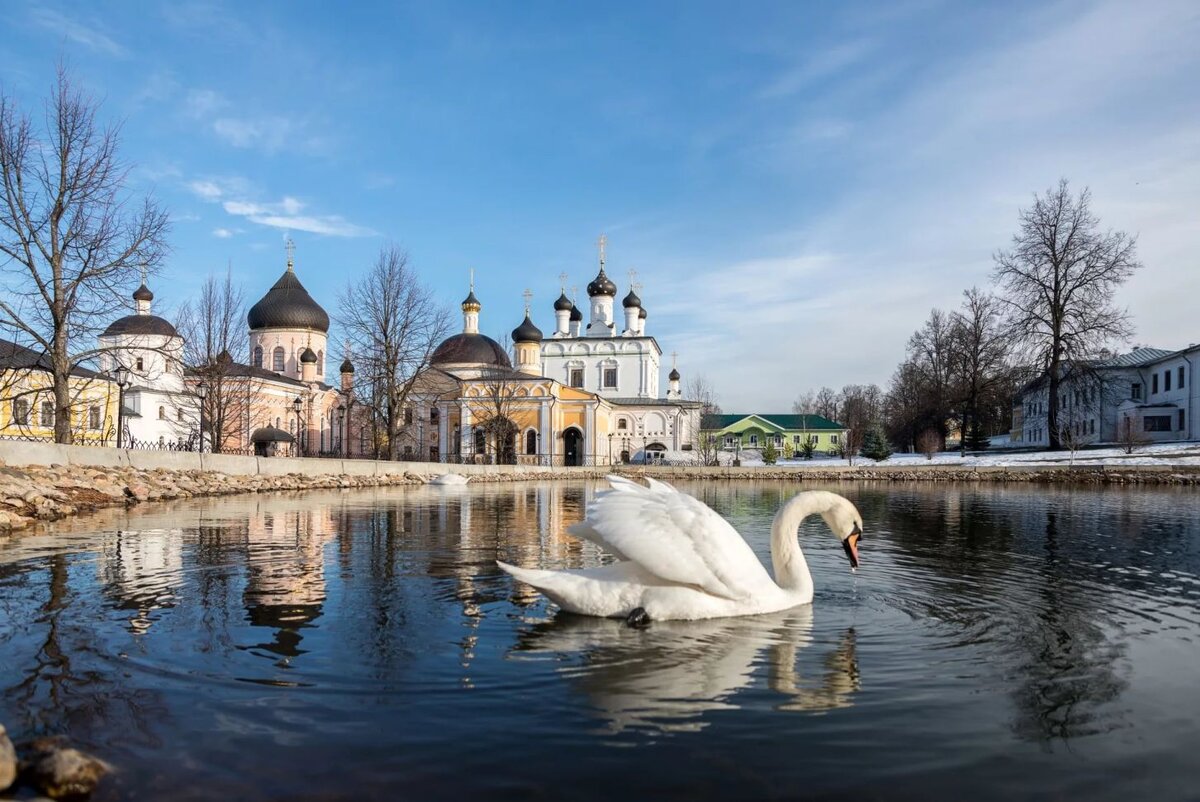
[3,1,1198,409]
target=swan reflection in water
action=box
[511,607,860,733]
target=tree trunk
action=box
[52,323,72,444]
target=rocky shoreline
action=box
[0,462,606,534]
[2,460,1198,535]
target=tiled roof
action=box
[704,413,845,431]
[0,337,106,379]
[1095,347,1175,368]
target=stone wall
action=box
[0,440,562,478]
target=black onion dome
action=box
[247,269,330,332]
[511,314,543,343]
[569,304,583,322]
[132,283,154,302]
[638,306,647,319]
[622,289,641,308]
[462,290,481,308]
[430,333,512,367]
[300,347,318,363]
[339,358,355,374]
[587,268,617,297]
[554,292,574,311]
[102,315,179,338]
[669,368,681,381]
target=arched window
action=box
[253,346,263,368]
[617,418,628,431]
[12,399,29,425]
[40,401,54,427]
[158,406,166,420]
[473,427,486,455]
[272,347,285,372]
[177,408,184,421]
[317,350,324,373]
[525,429,538,455]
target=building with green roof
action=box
[702,413,848,456]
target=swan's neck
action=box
[770,494,819,595]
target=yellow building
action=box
[403,291,617,466]
[1,337,119,444]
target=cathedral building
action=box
[407,236,700,465]
[97,281,193,447]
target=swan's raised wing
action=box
[569,476,773,600]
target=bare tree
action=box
[177,269,254,453]
[993,180,1142,450]
[467,365,523,464]
[791,389,816,415]
[685,374,722,466]
[916,429,941,460]
[0,67,169,443]
[813,386,839,421]
[950,288,1018,453]
[339,246,450,460]
[837,383,883,466]
[1117,414,1148,456]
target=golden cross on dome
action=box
[597,234,607,269]
[284,237,296,271]
[558,272,568,292]
[570,285,579,302]
[671,351,678,369]
[469,267,475,291]
[139,263,148,284]
[522,288,533,315]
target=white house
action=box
[1016,345,1198,446]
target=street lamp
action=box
[607,432,613,465]
[196,380,208,452]
[292,395,304,457]
[114,364,131,448]
[336,404,346,457]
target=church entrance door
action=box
[563,428,583,466]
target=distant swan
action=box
[429,473,470,486]
[497,476,863,622]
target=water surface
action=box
[1,481,1198,800]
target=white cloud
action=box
[29,8,127,58]
[187,177,373,238]
[188,180,224,201]
[212,228,234,239]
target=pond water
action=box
[1,480,1198,801]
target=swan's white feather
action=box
[498,479,858,621]
[567,476,773,600]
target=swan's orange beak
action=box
[842,528,861,569]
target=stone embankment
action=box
[0,462,603,534]
[629,463,1200,485]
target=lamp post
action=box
[114,364,131,448]
[196,380,208,452]
[607,432,613,465]
[293,395,304,457]
[336,404,346,457]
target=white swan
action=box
[497,476,863,622]
[428,472,470,486]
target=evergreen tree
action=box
[762,439,779,465]
[860,424,893,461]
[800,435,817,460]
[963,418,991,451]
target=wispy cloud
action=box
[29,8,127,58]
[758,39,874,99]
[183,88,326,154]
[212,227,234,239]
[187,178,374,238]
[664,0,1200,409]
